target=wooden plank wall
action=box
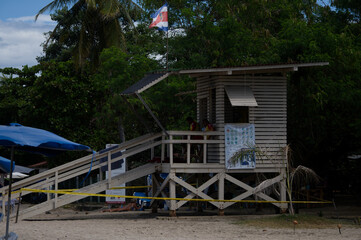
[196,74,287,171]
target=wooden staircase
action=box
[16,163,160,220]
[1,132,164,220]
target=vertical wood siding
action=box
[196,74,287,170]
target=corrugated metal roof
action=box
[121,72,170,95]
[178,62,329,75]
[225,86,258,107]
[121,62,329,95]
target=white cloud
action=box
[7,15,54,25]
[0,15,56,69]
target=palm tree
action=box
[36,0,142,70]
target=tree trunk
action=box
[118,115,125,143]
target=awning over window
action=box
[121,72,170,95]
[224,85,258,107]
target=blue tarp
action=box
[0,123,91,240]
[0,156,15,173]
[0,123,90,155]
[0,156,34,174]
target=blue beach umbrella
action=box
[0,123,90,153]
[0,156,34,175]
[0,156,15,174]
[0,123,91,240]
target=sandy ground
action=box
[1,206,360,240]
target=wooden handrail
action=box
[1,130,223,202]
[164,130,223,166]
[166,130,221,136]
[1,133,163,196]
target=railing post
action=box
[169,135,173,165]
[187,135,191,164]
[203,135,207,164]
[54,171,58,209]
[161,134,165,164]
[107,151,112,188]
[99,166,103,182]
[46,177,50,203]
[151,145,154,161]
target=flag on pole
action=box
[149,3,168,31]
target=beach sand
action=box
[1,206,360,240]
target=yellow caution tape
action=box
[10,189,23,195]
[110,186,151,190]
[57,189,77,192]
[18,188,333,204]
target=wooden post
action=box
[203,135,207,164]
[218,172,225,216]
[97,174,100,203]
[161,134,165,163]
[54,171,58,209]
[89,176,93,202]
[187,135,191,164]
[107,151,112,189]
[15,192,22,223]
[280,169,288,212]
[46,177,50,203]
[169,135,173,166]
[99,166,103,181]
[169,173,176,217]
[151,146,154,161]
[151,174,158,213]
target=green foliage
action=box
[0,0,360,196]
[90,46,158,144]
[145,74,196,130]
[332,0,361,21]
[36,8,80,63]
[36,0,143,70]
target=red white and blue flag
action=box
[149,3,168,31]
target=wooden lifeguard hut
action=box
[121,62,329,216]
[6,62,329,221]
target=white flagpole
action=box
[166,2,169,71]
[166,30,169,71]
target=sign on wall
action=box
[225,124,256,169]
[105,144,126,204]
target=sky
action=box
[0,0,55,69]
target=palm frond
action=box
[290,165,320,187]
[85,0,97,9]
[100,0,120,19]
[41,0,85,48]
[35,0,79,20]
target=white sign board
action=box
[105,144,126,204]
[105,168,126,204]
[225,124,256,169]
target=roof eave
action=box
[178,62,329,76]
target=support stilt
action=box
[280,169,288,213]
[169,210,177,217]
[151,174,158,213]
[169,173,176,216]
[218,172,225,214]
[218,209,225,216]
